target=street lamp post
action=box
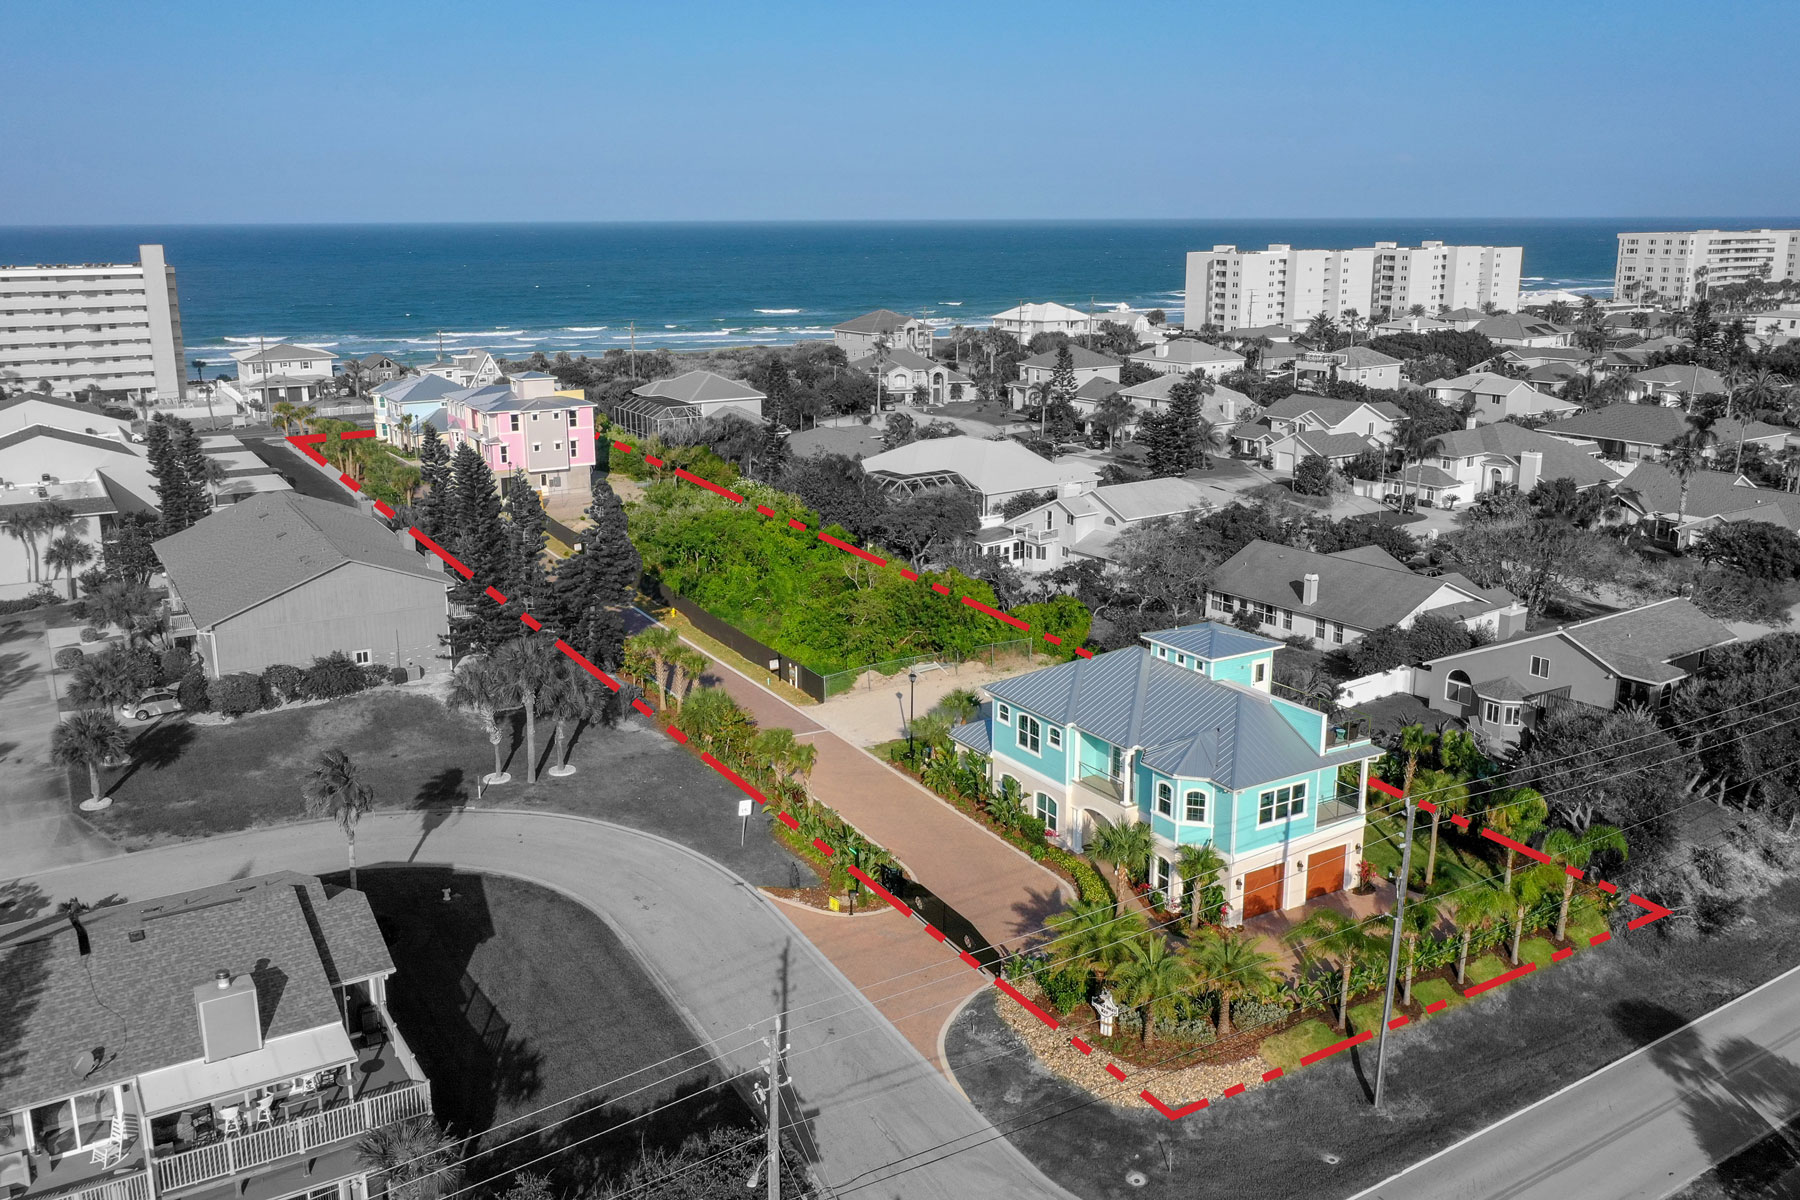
[1372,790,1416,1110]
[907,671,918,763]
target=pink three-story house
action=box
[443,372,596,494]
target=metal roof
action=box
[1140,621,1282,660]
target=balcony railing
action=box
[35,1170,152,1200]
[1075,771,1125,803]
[1315,791,1365,827]
[151,1081,431,1193]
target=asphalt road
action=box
[9,810,1080,1200]
[245,436,359,505]
[1350,961,1800,1200]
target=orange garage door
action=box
[1307,845,1348,900]
[1241,864,1285,918]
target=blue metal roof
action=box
[985,646,1367,790]
[1141,621,1282,661]
[950,718,992,756]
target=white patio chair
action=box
[217,1106,242,1137]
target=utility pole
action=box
[754,1015,785,1200]
[1372,789,1416,1110]
[629,321,637,379]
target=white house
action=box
[860,435,1097,525]
[1291,345,1403,390]
[611,370,766,439]
[1471,315,1574,348]
[1352,421,1623,509]
[1259,393,1403,445]
[1427,371,1580,423]
[1127,339,1244,379]
[978,477,1214,572]
[424,349,504,389]
[1268,430,1379,474]
[990,301,1096,344]
[1006,346,1122,409]
[848,347,973,406]
[833,309,933,360]
[232,343,338,408]
[1111,375,1253,442]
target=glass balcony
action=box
[1315,791,1365,828]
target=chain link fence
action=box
[818,638,1035,698]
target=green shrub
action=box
[360,663,391,689]
[79,626,103,642]
[176,669,210,713]
[158,648,192,684]
[208,672,266,717]
[1033,967,1091,1014]
[0,596,44,615]
[302,651,368,699]
[1043,847,1114,907]
[262,663,305,704]
[1230,996,1293,1032]
[53,646,85,669]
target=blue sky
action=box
[3,0,1796,223]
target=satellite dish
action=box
[72,1050,98,1077]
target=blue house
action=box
[372,372,461,447]
[950,622,1382,922]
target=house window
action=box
[553,441,562,450]
[1047,727,1062,750]
[499,446,509,463]
[509,414,520,431]
[1184,788,1206,822]
[1446,677,1462,702]
[1018,713,1041,754]
[1315,618,1327,639]
[1155,782,1174,816]
[1154,856,1172,895]
[30,1087,116,1154]
[1176,653,1188,668]
[1280,609,1293,631]
[1257,782,1307,824]
[1331,623,1345,645]
[1036,792,1058,832]
[1253,661,1267,684]
[568,410,579,425]
[532,443,541,452]
[1483,700,1501,723]
[1505,705,1522,726]
[1530,655,1550,678]
[540,474,549,487]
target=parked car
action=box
[122,688,182,722]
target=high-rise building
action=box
[1613,229,1800,305]
[1183,241,1522,331]
[0,244,186,399]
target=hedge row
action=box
[179,652,410,717]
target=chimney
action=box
[214,969,232,989]
[1518,449,1543,493]
[1302,572,1320,606]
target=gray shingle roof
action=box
[1563,598,1737,683]
[834,309,916,335]
[631,370,766,406]
[1019,346,1121,371]
[1539,404,1788,449]
[1212,539,1512,631]
[1428,421,1622,489]
[1615,463,1800,526]
[1283,430,1378,459]
[1130,341,1242,366]
[0,873,388,1113]
[238,342,338,364]
[1140,621,1281,660]
[1262,393,1404,426]
[155,491,445,629]
[374,373,461,405]
[985,646,1366,789]
[1632,364,1727,393]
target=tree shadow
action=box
[1007,885,1068,947]
[0,650,39,702]
[106,721,197,794]
[409,768,468,862]
[497,711,525,776]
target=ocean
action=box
[1,219,1789,366]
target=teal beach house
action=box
[951,622,1383,922]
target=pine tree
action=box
[415,423,452,539]
[170,419,215,528]
[550,473,640,671]
[445,444,514,654]
[502,470,550,616]
[1048,343,1077,406]
[145,415,201,535]
[763,357,794,429]
[1143,376,1214,477]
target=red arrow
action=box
[1626,892,1673,931]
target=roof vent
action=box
[1302,573,1320,606]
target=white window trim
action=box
[1035,791,1058,832]
[1017,713,1041,755]
[1256,781,1308,826]
[352,649,372,665]
[1183,788,1208,823]
[1155,781,1174,817]
[1047,727,1063,750]
[995,702,1011,725]
[1530,655,1550,678]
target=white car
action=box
[122,688,183,722]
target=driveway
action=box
[10,811,1080,1200]
[0,614,117,878]
[1349,961,1800,1200]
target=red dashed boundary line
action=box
[290,431,1673,1121]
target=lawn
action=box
[1360,807,1494,887]
[1410,976,1464,1011]
[1258,1019,1343,1072]
[354,867,756,1195]
[82,686,816,888]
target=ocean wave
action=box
[223,335,285,344]
[755,308,802,314]
[438,330,523,338]
[941,301,962,306]
[563,325,609,331]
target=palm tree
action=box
[1188,929,1279,1037]
[448,656,516,785]
[492,638,558,785]
[398,412,417,453]
[1094,392,1139,448]
[1449,881,1510,985]
[1397,894,1443,1006]
[51,710,127,812]
[1396,723,1436,798]
[669,646,708,706]
[626,628,680,708]
[1173,841,1226,933]
[752,726,817,794]
[1505,865,1557,966]
[303,748,376,888]
[1046,899,1142,982]
[1777,444,1800,493]
[1090,820,1154,918]
[1415,767,1471,887]
[1286,907,1388,1029]
[871,332,892,414]
[271,401,300,436]
[1486,786,1548,888]
[539,664,599,777]
[357,1117,461,1200]
[1542,824,1628,941]
[1662,416,1718,546]
[44,533,94,600]
[1109,932,1194,1046]
[69,646,146,713]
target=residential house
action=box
[1237,393,1403,457]
[371,373,461,448]
[1627,364,1728,407]
[231,344,338,409]
[1268,430,1378,475]
[784,423,887,460]
[832,310,933,360]
[859,435,1097,525]
[443,373,598,494]
[1353,421,1622,509]
[978,477,1213,572]
[1111,375,1252,443]
[1538,404,1789,465]
[1441,307,1491,331]
[1006,346,1121,410]
[1612,463,1800,549]
[1411,598,1737,741]
[355,353,405,383]
[611,370,765,441]
[1471,315,1573,348]
[424,349,503,389]
[156,491,450,678]
[1426,371,1580,423]
[1126,340,1244,380]
[989,302,1096,344]
[950,622,1383,921]
[1748,310,1800,342]
[1207,539,1524,649]
[1291,345,1403,390]
[1371,313,1456,336]
[1524,362,1585,393]
[1496,345,1592,374]
[847,347,972,406]
[0,871,431,1200]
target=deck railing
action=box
[151,1081,431,1192]
[1315,791,1365,827]
[35,1169,152,1200]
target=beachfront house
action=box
[978,477,1212,572]
[372,373,461,448]
[424,349,503,389]
[1409,598,1737,742]
[950,622,1383,921]
[0,871,432,1200]
[1207,540,1524,649]
[610,370,763,441]
[832,310,933,360]
[442,373,598,494]
[989,302,1096,344]
[859,434,1097,526]
[231,344,338,410]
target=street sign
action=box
[738,799,754,817]
[738,798,754,847]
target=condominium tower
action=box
[1184,241,1523,331]
[0,244,186,400]
[1614,229,1800,305]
